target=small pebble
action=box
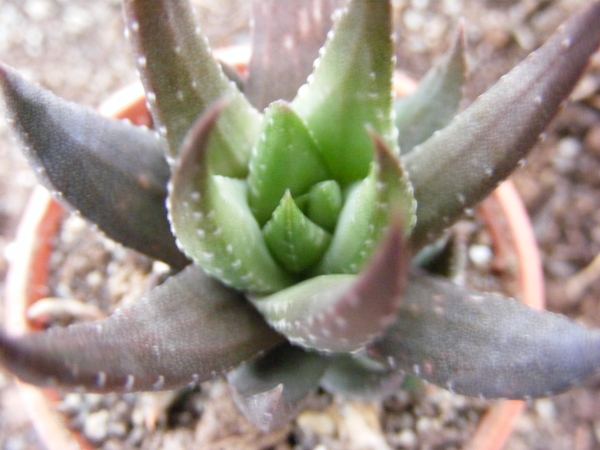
[107,421,128,439]
[570,74,598,102]
[58,393,83,415]
[297,410,337,439]
[395,429,418,448]
[109,400,132,422]
[554,137,582,173]
[340,403,390,450]
[84,409,110,443]
[24,0,54,21]
[535,398,556,421]
[84,393,105,411]
[468,245,493,268]
[416,416,436,434]
[127,426,146,447]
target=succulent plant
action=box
[2,0,600,432]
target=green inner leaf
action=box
[202,176,296,292]
[302,180,343,233]
[312,165,377,275]
[292,0,396,185]
[263,191,331,274]
[169,105,294,294]
[251,274,356,348]
[247,100,330,226]
[252,219,407,354]
[313,135,416,275]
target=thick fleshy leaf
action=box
[245,0,341,110]
[227,343,329,432]
[123,0,262,174]
[320,354,405,401]
[302,179,343,232]
[394,26,466,154]
[0,64,188,269]
[0,265,285,392]
[169,103,294,294]
[262,192,331,274]
[247,100,330,226]
[292,0,396,185]
[252,220,409,353]
[314,133,415,275]
[367,272,600,399]
[404,2,600,250]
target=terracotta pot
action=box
[4,46,544,450]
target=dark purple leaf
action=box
[253,219,409,352]
[367,272,600,399]
[123,0,261,174]
[245,0,342,110]
[404,1,600,250]
[320,354,405,401]
[227,343,329,432]
[395,25,466,154]
[0,265,285,392]
[0,64,188,269]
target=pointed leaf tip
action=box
[247,100,330,227]
[0,63,188,268]
[170,102,294,293]
[405,2,600,249]
[315,132,415,276]
[262,192,332,274]
[123,0,261,173]
[395,24,466,154]
[368,272,600,399]
[245,0,341,109]
[0,265,284,392]
[253,219,409,353]
[292,0,395,184]
[228,343,329,432]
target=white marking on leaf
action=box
[153,375,165,390]
[125,375,135,391]
[97,372,106,388]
